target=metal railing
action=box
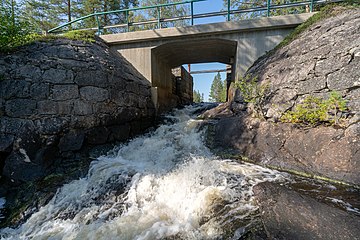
[48,0,342,35]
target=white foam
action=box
[0,105,285,239]
[0,198,5,220]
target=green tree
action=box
[0,0,34,51]
[21,0,77,32]
[130,0,189,31]
[81,0,138,32]
[19,0,138,32]
[209,72,226,102]
[223,0,306,20]
[193,90,204,103]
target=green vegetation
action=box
[0,0,32,52]
[0,0,136,52]
[0,30,96,53]
[209,72,227,102]
[193,90,204,103]
[276,1,360,50]
[61,30,96,42]
[130,0,190,31]
[234,75,270,118]
[281,91,348,126]
[224,0,307,20]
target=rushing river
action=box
[3,104,357,239]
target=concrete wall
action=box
[172,66,193,105]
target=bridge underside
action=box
[152,39,237,67]
[102,13,315,112]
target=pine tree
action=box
[193,90,204,103]
[19,0,138,32]
[209,72,225,102]
[81,0,137,32]
[22,0,66,32]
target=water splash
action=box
[0,105,285,239]
[0,198,5,220]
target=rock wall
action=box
[0,38,156,183]
[210,7,360,185]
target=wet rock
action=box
[58,130,85,152]
[3,151,45,183]
[0,135,14,153]
[108,124,131,142]
[254,182,360,240]
[85,127,109,145]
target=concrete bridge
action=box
[100,13,315,112]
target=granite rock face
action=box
[0,38,156,183]
[212,8,360,185]
[253,182,360,240]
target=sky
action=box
[183,0,228,102]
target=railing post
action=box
[191,1,194,25]
[267,0,271,17]
[95,13,101,35]
[227,0,231,21]
[126,10,130,32]
[157,6,161,29]
[310,0,314,12]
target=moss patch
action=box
[0,30,96,53]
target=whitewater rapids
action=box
[0,105,285,239]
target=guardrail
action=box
[48,0,342,35]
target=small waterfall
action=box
[0,104,285,239]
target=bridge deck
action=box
[100,13,315,45]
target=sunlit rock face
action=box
[0,38,155,183]
[216,8,360,185]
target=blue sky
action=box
[185,0,227,101]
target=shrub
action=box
[0,8,32,52]
[234,75,270,119]
[62,30,96,43]
[325,91,348,125]
[281,91,348,126]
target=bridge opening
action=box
[186,62,230,103]
[151,39,237,112]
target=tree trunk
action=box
[67,0,71,22]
